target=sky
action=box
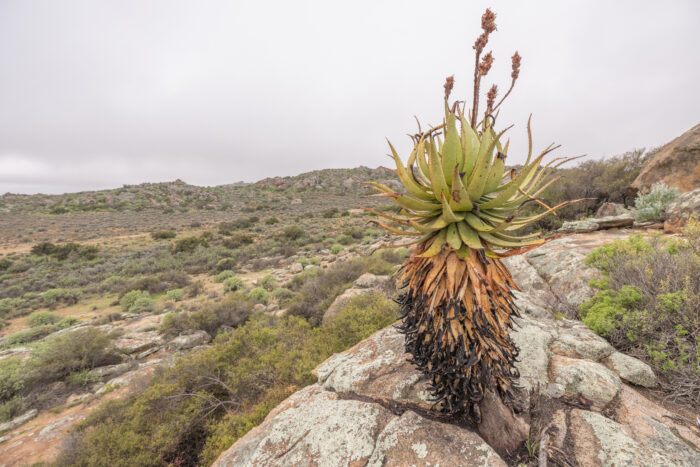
[1,1,698,194]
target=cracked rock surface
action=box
[215,231,700,467]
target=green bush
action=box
[30,327,118,382]
[171,236,209,253]
[580,228,699,406]
[260,274,277,291]
[330,244,344,254]
[58,298,399,466]
[248,287,270,305]
[215,270,236,283]
[281,226,304,241]
[265,217,279,225]
[0,357,25,402]
[159,292,253,336]
[27,311,60,327]
[223,276,245,293]
[151,230,176,240]
[272,287,294,304]
[216,257,237,271]
[42,288,81,308]
[222,233,253,249]
[120,290,153,313]
[0,396,26,422]
[165,288,185,302]
[66,369,102,387]
[633,182,679,222]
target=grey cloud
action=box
[1,0,698,194]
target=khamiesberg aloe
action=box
[365,9,582,421]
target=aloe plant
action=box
[366,9,581,421]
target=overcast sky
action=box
[1,1,698,194]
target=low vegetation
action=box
[56,293,399,466]
[580,220,699,406]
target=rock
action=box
[168,330,211,350]
[569,409,698,466]
[632,122,700,194]
[252,303,266,312]
[354,273,380,288]
[368,410,506,467]
[558,219,599,233]
[664,188,700,230]
[0,409,38,433]
[213,385,505,467]
[550,355,621,407]
[603,351,658,388]
[593,213,634,229]
[510,317,554,392]
[289,262,303,274]
[595,202,629,217]
[90,362,133,379]
[550,322,615,361]
[315,326,432,408]
[113,331,162,355]
[321,288,369,324]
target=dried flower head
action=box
[478,51,494,76]
[511,52,521,80]
[444,75,455,99]
[486,84,498,112]
[481,9,497,34]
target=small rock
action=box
[594,213,634,229]
[354,273,380,288]
[595,202,629,218]
[289,262,303,274]
[550,355,621,407]
[604,351,658,388]
[252,303,266,312]
[168,330,211,350]
[558,219,599,233]
[321,288,367,324]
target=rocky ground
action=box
[212,231,700,467]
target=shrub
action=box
[0,357,25,402]
[159,292,253,336]
[216,257,237,271]
[42,288,81,308]
[0,258,12,271]
[286,253,399,324]
[166,289,185,302]
[634,182,679,222]
[171,236,209,253]
[151,230,176,240]
[222,233,253,249]
[330,244,344,254]
[322,208,339,218]
[260,275,277,291]
[281,226,304,241]
[30,327,118,382]
[214,271,233,284]
[120,290,153,313]
[66,369,102,387]
[265,217,279,225]
[580,229,699,407]
[248,287,270,305]
[27,311,60,327]
[223,276,245,293]
[0,396,26,422]
[272,287,294,304]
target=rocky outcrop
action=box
[595,202,630,218]
[216,231,699,466]
[633,123,700,194]
[322,274,395,324]
[664,188,700,231]
[558,213,634,234]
